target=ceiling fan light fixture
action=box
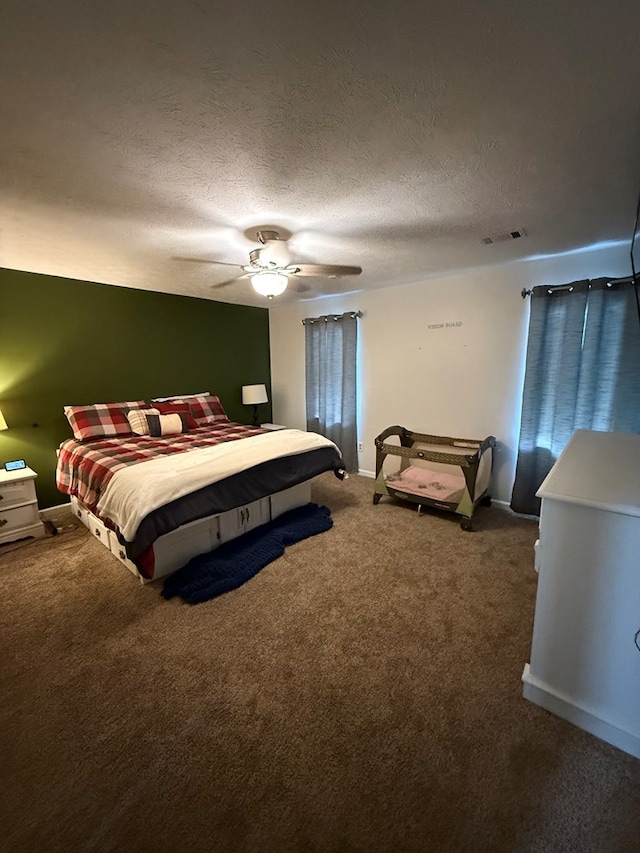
[258,238,292,267]
[250,271,288,298]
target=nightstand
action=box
[0,467,46,545]
[260,423,287,430]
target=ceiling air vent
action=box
[481,228,526,245]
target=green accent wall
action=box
[0,268,272,509]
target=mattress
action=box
[385,465,466,503]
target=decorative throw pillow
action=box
[127,408,161,436]
[64,401,147,441]
[128,409,191,437]
[153,401,198,429]
[178,394,228,425]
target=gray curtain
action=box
[511,278,640,515]
[304,312,358,472]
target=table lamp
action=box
[242,384,268,426]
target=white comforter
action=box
[96,428,338,540]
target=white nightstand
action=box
[0,467,46,545]
[260,423,287,431]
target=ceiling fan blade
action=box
[212,273,251,289]
[172,255,241,267]
[289,264,362,277]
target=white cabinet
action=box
[270,482,311,519]
[70,495,90,528]
[0,467,46,544]
[110,514,222,580]
[87,513,112,549]
[218,497,270,544]
[522,430,640,759]
[72,481,314,583]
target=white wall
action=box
[269,244,630,503]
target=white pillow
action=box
[151,391,210,402]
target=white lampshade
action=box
[242,384,268,405]
[250,271,288,298]
[0,408,7,431]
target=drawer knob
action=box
[0,518,7,528]
[0,494,3,501]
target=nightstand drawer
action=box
[0,477,37,511]
[0,502,41,534]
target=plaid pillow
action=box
[153,401,198,429]
[170,394,228,425]
[64,401,146,441]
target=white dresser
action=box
[522,430,640,758]
[0,466,46,545]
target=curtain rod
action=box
[521,274,638,299]
[302,310,362,325]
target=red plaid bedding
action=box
[56,421,266,512]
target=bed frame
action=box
[71,481,312,583]
[373,425,495,530]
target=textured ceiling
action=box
[2,0,640,306]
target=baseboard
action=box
[39,501,79,537]
[39,501,71,519]
[357,468,374,478]
[522,664,640,759]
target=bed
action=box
[372,425,495,529]
[56,395,346,582]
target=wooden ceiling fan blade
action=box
[290,264,362,277]
[172,255,241,267]
[212,273,251,289]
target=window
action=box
[304,312,359,472]
[511,279,640,514]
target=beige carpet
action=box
[1,474,638,853]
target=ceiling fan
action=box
[179,230,362,298]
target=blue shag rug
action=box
[162,502,333,604]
